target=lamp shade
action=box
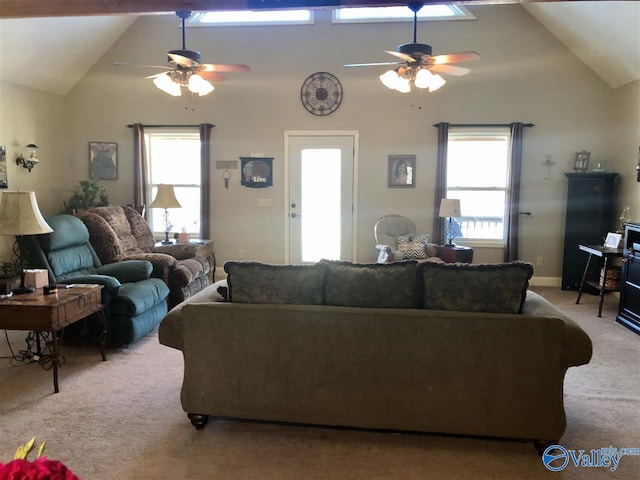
[439,198,461,218]
[150,184,182,209]
[0,191,53,236]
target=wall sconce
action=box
[16,144,39,172]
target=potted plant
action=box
[62,179,109,213]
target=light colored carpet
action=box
[0,287,638,479]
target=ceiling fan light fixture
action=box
[188,73,215,96]
[414,67,434,88]
[394,75,411,93]
[380,69,400,90]
[153,73,182,96]
[428,73,446,92]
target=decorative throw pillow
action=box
[320,259,419,309]
[224,261,326,304]
[418,261,534,314]
[396,234,430,259]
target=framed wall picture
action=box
[89,141,118,180]
[388,154,416,188]
[0,146,7,188]
[240,157,273,188]
[573,150,590,172]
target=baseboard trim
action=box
[530,276,561,287]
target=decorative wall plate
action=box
[300,72,343,116]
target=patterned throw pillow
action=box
[418,261,534,313]
[396,234,430,259]
[224,261,326,304]
[320,259,419,309]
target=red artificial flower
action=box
[0,457,79,480]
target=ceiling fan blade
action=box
[199,71,227,82]
[200,63,250,73]
[168,53,198,68]
[343,61,401,68]
[145,72,170,79]
[431,51,480,65]
[114,62,171,70]
[384,50,417,63]
[430,64,471,76]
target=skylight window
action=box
[333,5,475,23]
[190,10,313,26]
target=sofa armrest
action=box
[523,290,593,367]
[121,253,176,282]
[96,260,152,283]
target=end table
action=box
[436,245,474,264]
[0,284,106,393]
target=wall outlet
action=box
[536,256,544,267]
[238,249,245,259]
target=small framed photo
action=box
[604,232,622,249]
[574,150,590,172]
[388,154,416,188]
[89,141,118,180]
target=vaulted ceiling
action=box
[0,1,638,95]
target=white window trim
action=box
[145,131,201,237]
[446,127,510,244]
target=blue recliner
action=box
[22,215,169,346]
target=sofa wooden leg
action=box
[188,413,209,430]
[533,439,556,456]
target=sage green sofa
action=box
[158,260,592,448]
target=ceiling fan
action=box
[116,11,250,97]
[343,1,480,93]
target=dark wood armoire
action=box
[561,172,618,290]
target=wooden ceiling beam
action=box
[0,0,592,19]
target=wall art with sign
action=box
[240,157,273,188]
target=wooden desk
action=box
[576,244,623,317]
[0,284,106,393]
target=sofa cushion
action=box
[321,259,418,308]
[75,211,123,264]
[396,234,430,259]
[418,261,534,313]
[89,206,143,255]
[224,261,326,305]
[47,245,97,278]
[123,205,156,251]
[40,215,91,251]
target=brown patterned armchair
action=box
[76,205,210,309]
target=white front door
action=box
[286,132,357,263]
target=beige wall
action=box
[0,81,70,258]
[610,80,640,220]
[2,5,638,283]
